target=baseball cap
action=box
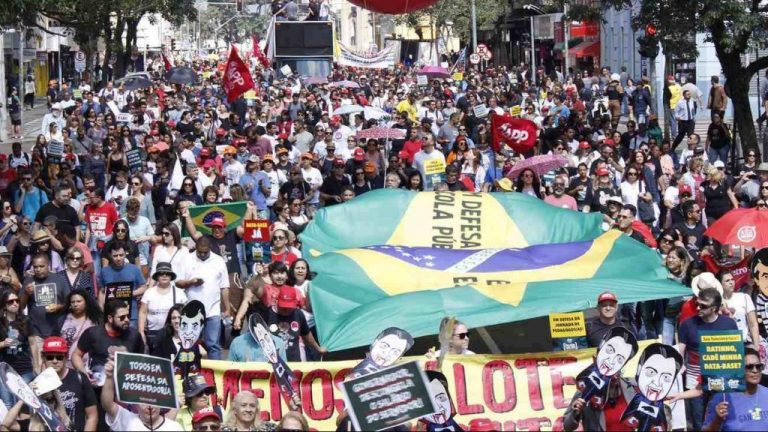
[215,128,226,137]
[364,161,376,173]
[42,336,68,354]
[713,160,725,169]
[333,158,345,167]
[301,152,314,161]
[262,154,274,163]
[192,407,221,424]
[247,154,260,164]
[276,147,289,155]
[606,196,623,206]
[207,217,225,228]
[234,138,247,147]
[679,184,692,195]
[597,291,618,304]
[278,133,289,140]
[579,141,590,150]
[223,146,237,155]
[202,159,216,169]
[603,139,615,147]
[353,147,365,161]
[595,167,610,177]
[330,115,341,125]
[184,375,215,398]
[200,148,211,157]
[277,287,299,308]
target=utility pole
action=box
[470,0,477,53]
[18,27,24,136]
[563,3,569,75]
[0,32,7,142]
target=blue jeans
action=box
[662,316,677,345]
[707,145,730,164]
[203,316,222,360]
[687,393,706,430]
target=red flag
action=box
[490,113,538,153]
[252,35,270,68]
[222,45,255,103]
[161,51,172,72]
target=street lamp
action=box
[523,4,544,83]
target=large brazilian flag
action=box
[302,190,688,352]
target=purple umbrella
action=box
[304,76,328,85]
[356,127,407,140]
[506,154,569,180]
[417,65,451,79]
[329,80,361,89]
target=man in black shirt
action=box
[319,159,351,206]
[263,288,326,362]
[42,336,97,431]
[585,291,636,347]
[673,200,706,250]
[34,185,80,238]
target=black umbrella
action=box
[166,66,197,85]
[121,76,153,91]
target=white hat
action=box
[713,160,725,169]
[610,73,621,82]
[51,103,62,110]
[690,272,723,297]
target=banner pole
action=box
[476,327,501,354]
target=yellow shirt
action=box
[396,99,418,122]
[669,84,682,109]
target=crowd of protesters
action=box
[0,45,766,430]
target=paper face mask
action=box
[420,370,464,432]
[595,335,634,377]
[179,301,206,350]
[369,327,414,368]
[576,326,638,409]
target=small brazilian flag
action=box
[187,202,247,236]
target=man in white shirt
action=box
[673,90,697,147]
[413,133,447,192]
[329,116,353,149]
[222,146,246,186]
[300,153,323,211]
[175,237,230,360]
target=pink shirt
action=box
[544,194,578,211]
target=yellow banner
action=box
[452,72,464,81]
[198,343,650,430]
[549,312,586,339]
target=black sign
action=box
[126,149,142,173]
[104,282,134,316]
[47,140,64,164]
[34,283,59,307]
[342,360,438,431]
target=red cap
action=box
[277,287,299,308]
[215,128,226,137]
[192,407,221,424]
[301,152,314,161]
[603,139,615,147]
[330,115,341,125]
[579,141,590,150]
[333,158,345,167]
[42,336,68,354]
[397,150,408,160]
[167,120,177,128]
[234,138,247,146]
[597,291,618,304]
[208,217,225,228]
[353,147,365,161]
[596,167,610,177]
[203,159,216,169]
[278,133,289,140]
[200,148,211,157]
[679,184,692,195]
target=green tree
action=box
[198,5,269,50]
[394,0,508,46]
[567,0,768,152]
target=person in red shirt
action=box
[270,228,298,266]
[0,155,17,201]
[82,187,119,275]
[232,261,305,331]
[401,128,424,165]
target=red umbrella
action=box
[417,65,451,79]
[356,127,407,140]
[505,154,569,179]
[705,207,768,248]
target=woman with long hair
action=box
[661,246,692,345]
[620,163,652,214]
[590,167,620,213]
[406,171,424,191]
[515,168,543,199]
[701,165,737,223]
[0,200,17,247]
[105,135,128,183]
[202,185,219,204]
[287,197,309,234]
[58,289,101,368]
[100,220,140,269]
[153,304,207,375]
[0,247,20,294]
[7,215,32,278]
[176,175,202,205]
[150,223,188,277]
[121,174,156,225]
[461,149,487,192]
[222,391,275,431]
[2,390,70,431]
[59,247,95,298]
[0,290,33,385]
[446,136,470,167]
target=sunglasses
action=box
[114,314,130,321]
[696,302,715,310]
[745,363,765,372]
[115,228,127,233]
[273,236,286,240]
[627,172,638,176]
[67,256,82,261]
[45,355,64,361]
[6,299,19,305]
[184,183,194,187]
[162,231,172,236]
[454,332,470,339]
[662,238,674,243]
[132,182,142,186]
[197,426,221,431]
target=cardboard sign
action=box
[104,282,134,316]
[549,311,588,351]
[30,367,62,396]
[251,242,272,263]
[699,330,745,392]
[47,141,64,164]
[280,65,293,77]
[416,75,428,86]
[34,283,59,307]
[472,104,489,118]
[243,219,270,242]
[72,89,83,99]
[106,100,121,116]
[126,148,142,173]
[0,363,68,431]
[342,360,438,431]
[114,352,178,409]
[451,72,463,81]
[116,113,134,123]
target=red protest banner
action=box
[243,219,270,242]
[490,113,538,154]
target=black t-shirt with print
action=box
[279,180,311,202]
[59,368,97,431]
[206,230,241,274]
[77,325,144,381]
[263,308,309,362]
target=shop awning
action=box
[568,40,600,58]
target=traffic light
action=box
[236,0,243,11]
[636,27,659,59]
[171,38,176,51]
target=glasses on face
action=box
[45,355,64,362]
[749,154,757,157]
[67,256,82,261]
[627,172,638,176]
[274,236,286,241]
[662,237,674,244]
[197,425,221,431]
[184,183,194,187]
[454,332,470,340]
[6,299,19,305]
[132,182,141,186]
[115,228,127,233]
[162,231,172,237]
[759,202,767,208]
[745,363,765,372]
[696,302,714,310]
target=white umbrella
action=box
[334,104,364,116]
[363,106,390,120]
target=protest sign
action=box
[104,282,134,315]
[106,101,121,116]
[699,330,745,392]
[126,148,142,173]
[452,72,464,81]
[251,242,272,263]
[47,140,64,164]
[116,113,134,123]
[198,340,653,430]
[473,104,489,118]
[115,352,178,409]
[30,367,62,396]
[549,312,588,351]
[34,283,59,307]
[416,75,429,86]
[280,65,293,77]
[243,219,270,242]
[423,159,446,190]
[0,362,68,431]
[72,89,82,99]
[342,360,437,431]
